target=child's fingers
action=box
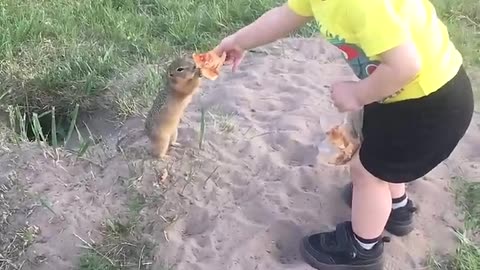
[224,58,234,65]
[232,57,243,72]
[232,60,239,72]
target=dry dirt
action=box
[1,38,479,270]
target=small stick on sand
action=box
[164,231,170,242]
[203,166,219,186]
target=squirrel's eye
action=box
[176,67,184,72]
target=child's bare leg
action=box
[389,183,405,198]
[299,151,389,269]
[389,183,409,209]
[341,176,414,237]
[351,153,391,241]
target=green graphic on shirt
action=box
[330,37,380,79]
[319,25,402,102]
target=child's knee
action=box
[350,152,386,187]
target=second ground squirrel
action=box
[145,57,202,158]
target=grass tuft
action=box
[76,199,155,270]
[79,253,116,270]
[432,0,480,65]
[207,106,237,134]
[65,104,80,146]
[430,177,480,270]
[451,229,480,270]
[51,106,58,158]
[456,179,480,230]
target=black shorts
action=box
[359,65,474,183]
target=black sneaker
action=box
[300,221,388,270]
[341,183,417,236]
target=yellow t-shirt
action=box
[287,0,463,103]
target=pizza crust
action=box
[192,51,227,80]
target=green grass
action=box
[0,0,285,142]
[79,253,116,270]
[439,178,480,270]
[432,0,480,66]
[433,0,480,109]
[429,177,480,270]
[77,218,154,270]
[457,180,480,231]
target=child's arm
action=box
[232,3,312,50]
[344,0,422,105]
[355,42,421,104]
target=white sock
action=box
[354,235,377,250]
[392,196,408,210]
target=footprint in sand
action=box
[263,220,305,264]
[261,132,318,166]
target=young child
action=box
[214,0,474,269]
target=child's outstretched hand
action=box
[331,81,364,112]
[213,34,245,72]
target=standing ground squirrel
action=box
[145,57,202,158]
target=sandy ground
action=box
[1,38,479,270]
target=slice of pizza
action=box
[192,51,227,80]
